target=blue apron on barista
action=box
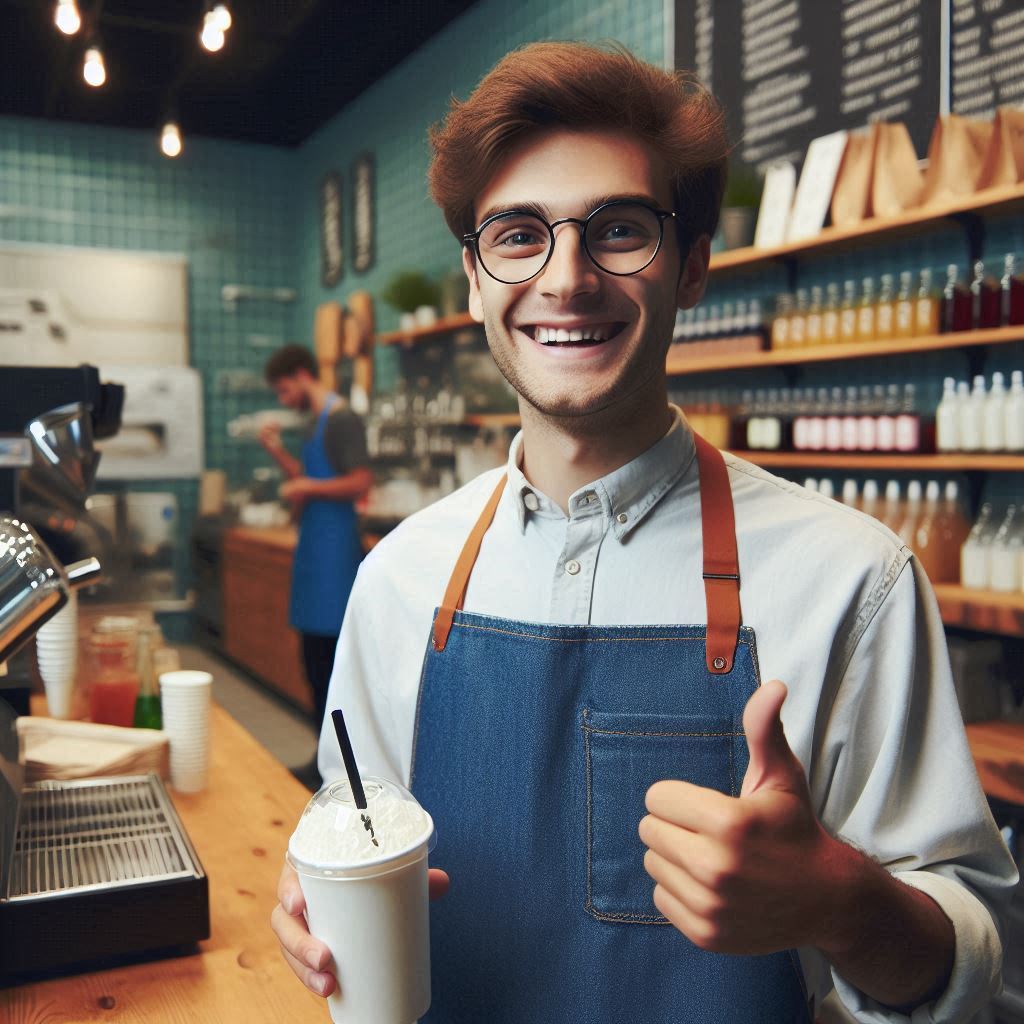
[288,395,362,637]
[410,434,811,1023]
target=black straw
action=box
[331,709,368,810]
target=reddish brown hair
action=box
[428,42,730,252]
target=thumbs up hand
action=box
[639,679,849,956]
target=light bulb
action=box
[211,4,232,31]
[160,121,183,159]
[83,47,106,87]
[200,15,225,52]
[54,0,81,35]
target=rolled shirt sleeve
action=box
[817,556,1018,1022]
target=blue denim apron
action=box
[410,435,811,1023]
[288,396,362,637]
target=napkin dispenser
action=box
[0,699,210,981]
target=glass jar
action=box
[86,617,140,727]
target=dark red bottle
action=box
[1002,253,1024,326]
[941,264,971,333]
[970,260,1000,329]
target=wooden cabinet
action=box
[221,527,312,713]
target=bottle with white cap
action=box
[961,503,995,589]
[802,478,818,493]
[860,479,880,520]
[1006,370,1024,452]
[990,505,1020,592]
[936,377,959,452]
[897,480,923,548]
[983,371,1007,451]
[817,478,835,501]
[841,478,859,508]
[960,376,986,452]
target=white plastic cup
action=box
[159,670,212,792]
[288,777,435,1024]
[35,592,78,719]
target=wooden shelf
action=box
[964,721,1024,807]
[731,451,1024,472]
[377,312,478,346]
[933,584,1024,639]
[709,182,1024,274]
[666,326,1024,377]
[464,412,521,428]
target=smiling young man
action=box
[271,43,1016,1022]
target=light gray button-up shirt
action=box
[319,407,1017,1023]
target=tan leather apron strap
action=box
[433,474,508,651]
[693,433,741,674]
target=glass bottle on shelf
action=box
[694,305,709,342]
[856,277,876,342]
[841,386,860,451]
[875,384,899,452]
[983,371,1007,452]
[895,383,921,453]
[805,286,823,345]
[789,289,808,346]
[875,273,895,340]
[912,481,944,581]
[762,389,783,451]
[961,503,995,589]
[895,271,915,338]
[133,627,163,730]
[824,386,844,451]
[936,376,959,452]
[770,294,792,349]
[721,301,735,340]
[841,478,859,508]
[1001,253,1024,326]
[734,299,748,339]
[861,479,880,520]
[989,505,1021,593]
[792,389,809,451]
[881,479,903,533]
[941,264,972,333]
[857,385,877,451]
[960,375,986,452]
[707,304,722,341]
[915,268,940,336]
[808,388,829,451]
[896,480,923,549]
[822,282,841,344]
[839,279,858,343]
[939,481,971,584]
[817,478,835,500]
[748,298,766,346]
[970,260,1001,330]
[1006,370,1024,452]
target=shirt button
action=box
[523,492,540,511]
[565,559,581,576]
[616,512,628,524]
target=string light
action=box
[210,4,232,32]
[160,121,183,159]
[83,46,106,88]
[54,0,81,35]
[200,11,225,52]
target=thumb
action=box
[740,679,805,798]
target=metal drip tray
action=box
[9,775,198,900]
[1,774,209,981]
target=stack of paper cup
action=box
[34,591,78,719]
[158,670,212,792]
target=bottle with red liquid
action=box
[1001,253,1024,326]
[970,260,1001,329]
[86,619,140,728]
[941,264,972,333]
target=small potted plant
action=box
[381,271,441,331]
[720,163,763,250]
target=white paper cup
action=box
[159,670,212,792]
[288,778,435,1024]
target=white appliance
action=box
[95,366,204,480]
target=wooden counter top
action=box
[966,721,1024,808]
[225,524,299,552]
[1,704,326,1022]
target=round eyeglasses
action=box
[463,199,677,285]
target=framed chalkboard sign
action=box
[320,171,344,287]
[352,153,375,274]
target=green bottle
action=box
[133,628,163,730]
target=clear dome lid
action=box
[288,775,435,878]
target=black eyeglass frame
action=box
[462,199,678,285]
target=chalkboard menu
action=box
[676,0,943,169]
[950,0,1024,117]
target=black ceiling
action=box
[0,0,479,146]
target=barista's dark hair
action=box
[264,344,317,384]
[428,41,730,252]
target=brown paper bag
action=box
[871,122,924,217]
[920,114,992,206]
[977,106,1024,190]
[830,125,878,228]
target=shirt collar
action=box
[505,405,696,539]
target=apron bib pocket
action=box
[582,707,741,923]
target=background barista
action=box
[260,344,373,732]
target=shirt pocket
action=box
[582,707,741,924]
